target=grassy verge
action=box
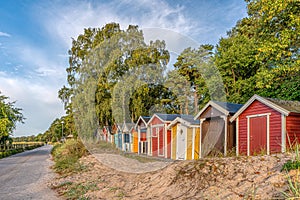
[281,145,300,198]
[0,144,44,159]
[51,139,88,175]
[86,140,163,163]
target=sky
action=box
[0,0,248,137]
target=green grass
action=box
[282,170,300,199]
[282,145,300,172]
[54,181,98,200]
[51,139,88,174]
[0,144,43,159]
[86,140,160,163]
[122,152,161,163]
[281,145,300,199]
[65,182,98,199]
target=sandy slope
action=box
[51,152,298,199]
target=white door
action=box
[176,124,186,160]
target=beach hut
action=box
[230,94,300,156]
[122,122,135,152]
[167,115,200,160]
[147,113,181,158]
[135,116,151,155]
[112,123,122,149]
[131,127,138,153]
[194,101,243,158]
[102,126,113,143]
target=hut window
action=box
[180,129,183,135]
[124,134,130,143]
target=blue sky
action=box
[0,0,247,136]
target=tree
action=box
[60,23,170,140]
[165,70,192,114]
[215,0,299,103]
[0,92,25,143]
[174,45,224,111]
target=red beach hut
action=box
[230,94,300,156]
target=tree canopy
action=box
[56,0,299,139]
[0,92,25,143]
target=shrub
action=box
[52,139,88,174]
[282,145,300,172]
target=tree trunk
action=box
[185,96,189,115]
[194,85,199,115]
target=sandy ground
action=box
[50,151,298,199]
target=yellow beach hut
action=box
[167,115,200,160]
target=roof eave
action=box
[230,94,290,122]
[194,100,230,120]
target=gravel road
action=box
[0,145,60,200]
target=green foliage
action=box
[174,45,225,111]
[215,0,299,104]
[59,22,170,139]
[0,91,25,142]
[282,160,300,172]
[282,170,300,199]
[51,139,88,174]
[282,145,300,172]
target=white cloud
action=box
[13,42,66,81]
[0,74,64,136]
[36,0,196,49]
[0,31,11,37]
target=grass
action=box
[51,139,88,174]
[122,152,161,163]
[243,184,257,200]
[65,182,98,199]
[86,140,161,163]
[54,181,98,200]
[282,145,300,172]
[282,170,300,199]
[281,145,300,199]
[0,144,44,159]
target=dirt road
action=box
[0,145,60,200]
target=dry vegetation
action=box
[50,141,300,199]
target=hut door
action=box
[250,116,267,155]
[176,124,186,160]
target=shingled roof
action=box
[266,98,300,113]
[194,100,243,120]
[230,94,300,122]
[213,101,244,114]
[155,113,181,122]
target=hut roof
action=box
[230,94,300,122]
[194,101,243,120]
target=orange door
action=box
[250,116,267,155]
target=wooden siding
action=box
[228,121,236,153]
[149,116,164,157]
[171,125,177,160]
[166,129,171,158]
[194,128,200,159]
[186,127,193,160]
[238,100,282,155]
[158,127,164,156]
[114,134,119,148]
[200,106,224,119]
[286,114,300,148]
[151,116,163,125]
[132,130,138,153]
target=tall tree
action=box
[0,92,25,143]
[215,0,299,103]
[174,44,223,111]
[60,23,170,139]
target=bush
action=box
[52,139,88,174]
[282,160,300,172]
